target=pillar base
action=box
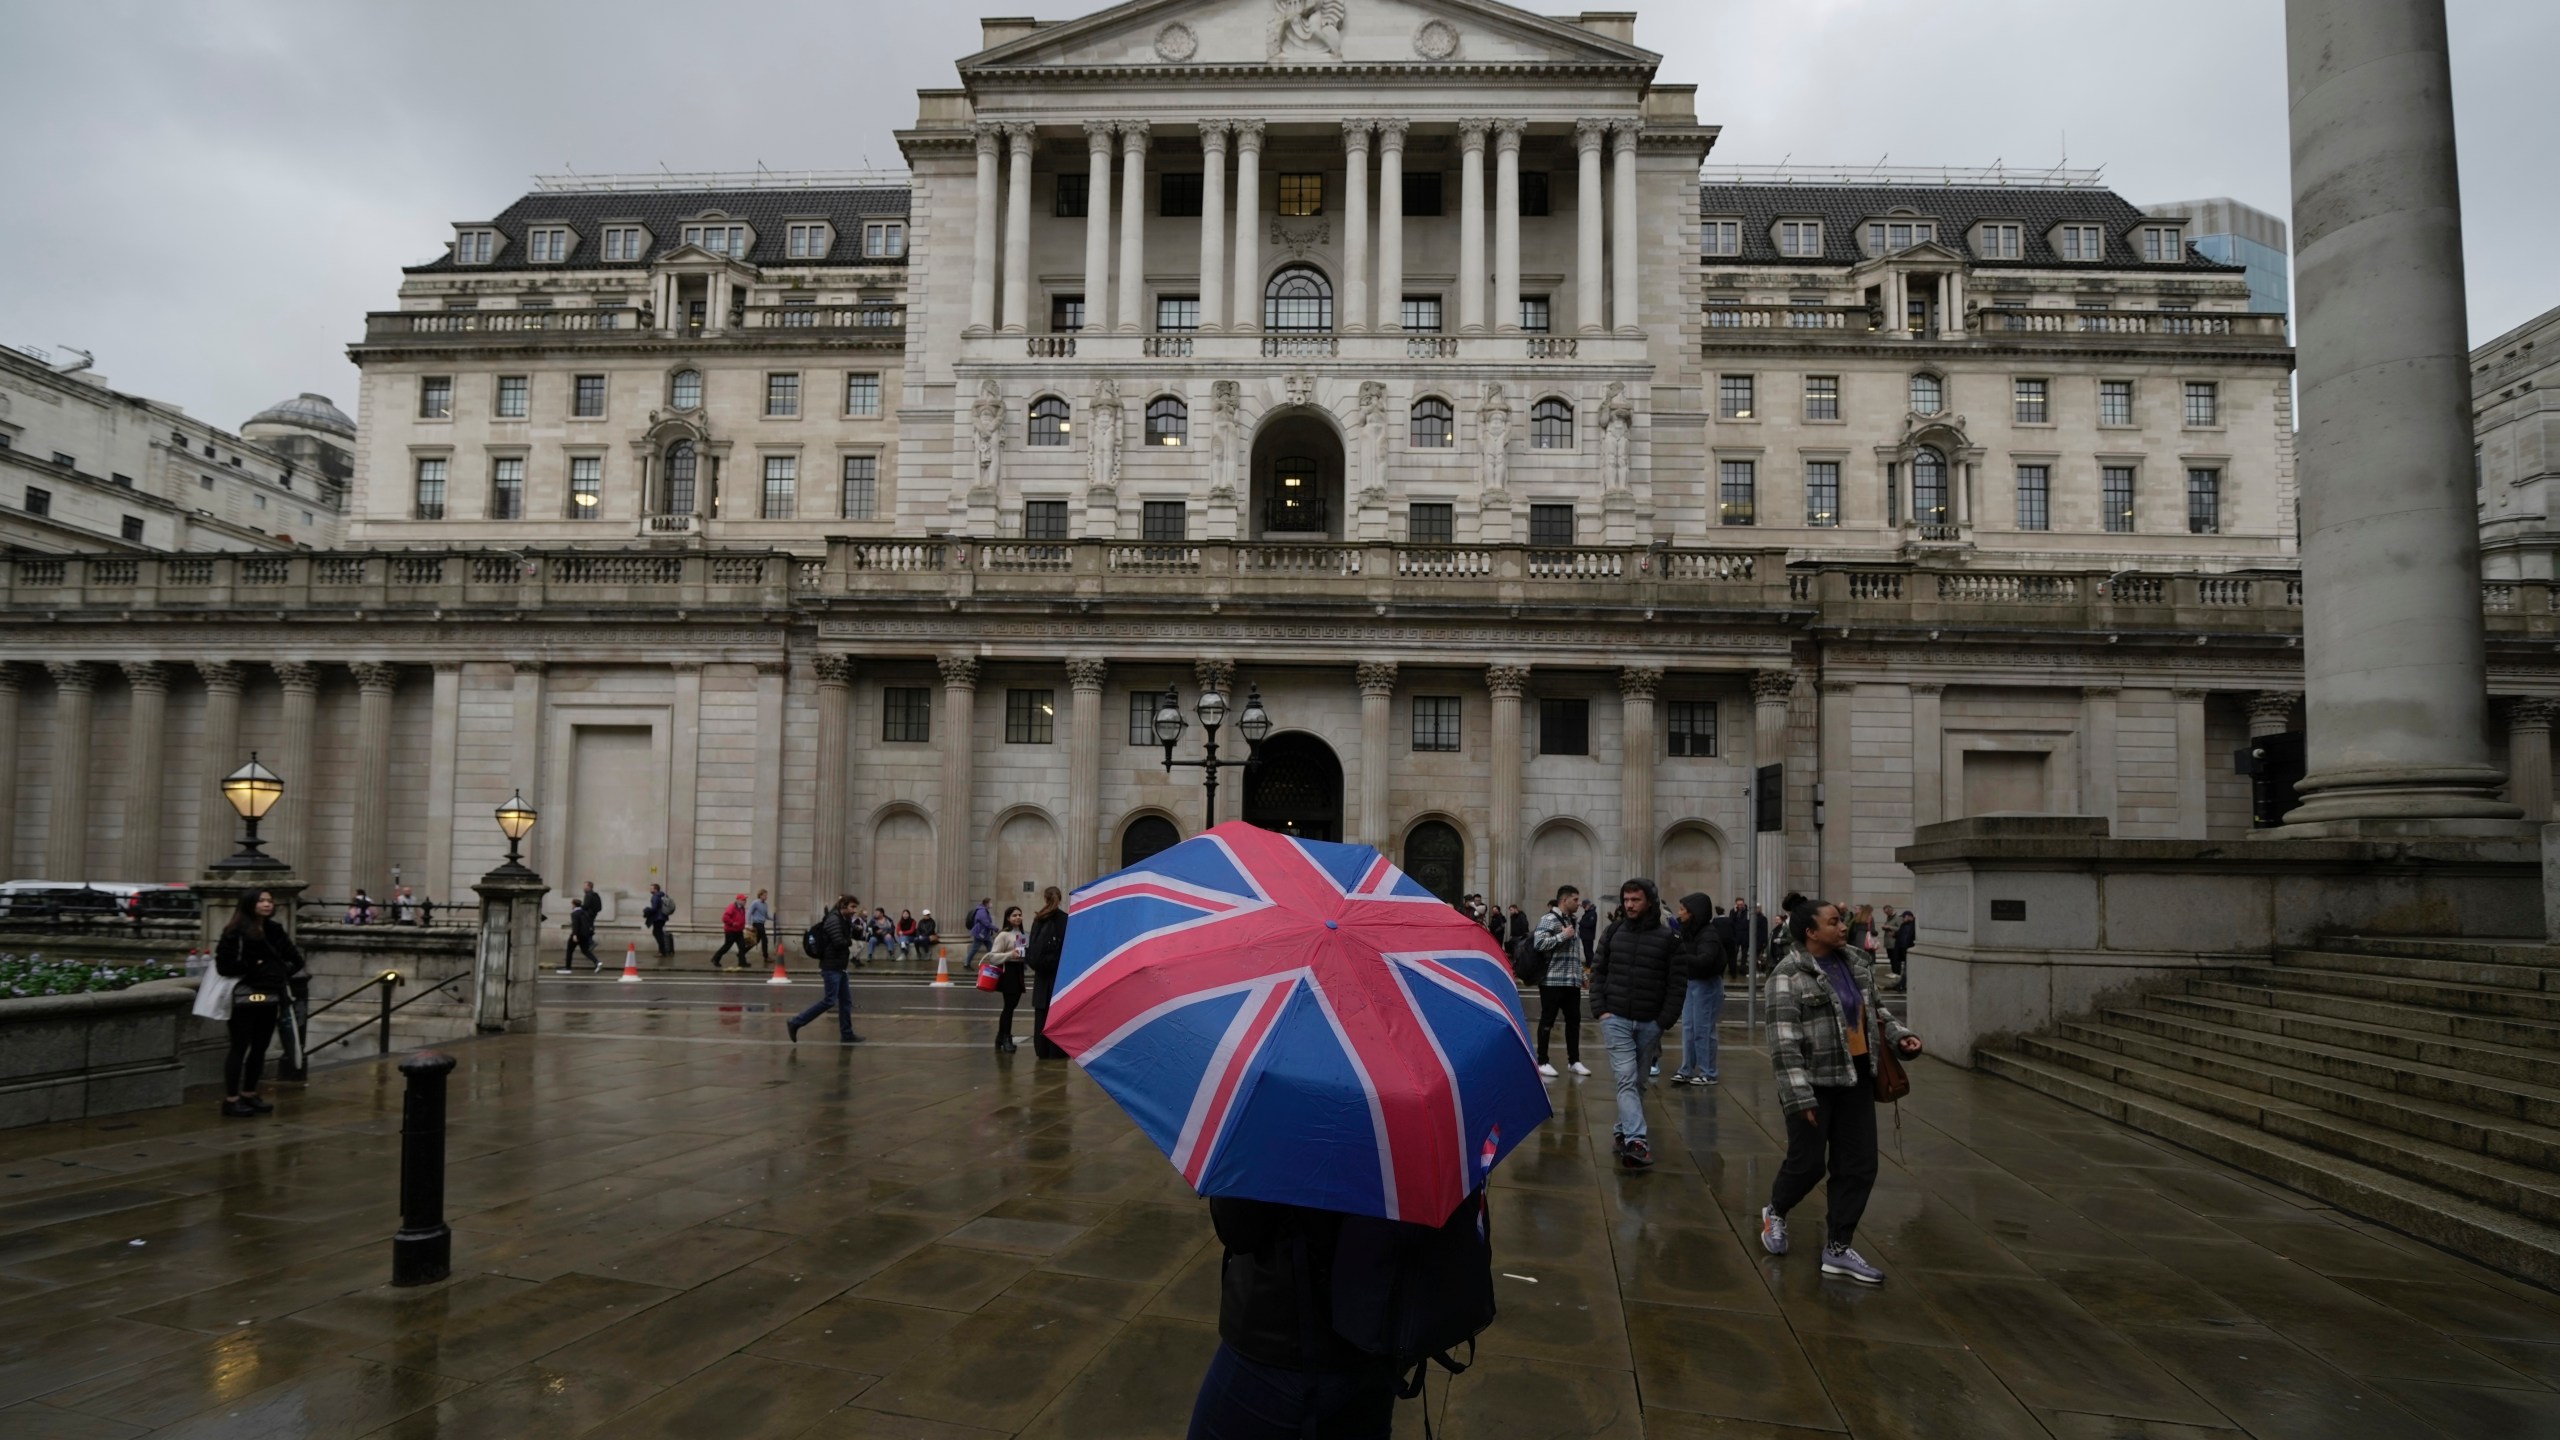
[2275,763,2524,834]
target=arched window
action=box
[1409,397,1454,448]
[1530,397,1574,449]
[1403,820,1465,905]
[1267,456,1324,532]
[1908,372,1944,415]
[1912,445,1948,527]
[663,441,698,515]
[1264,265,1334,332]
[1028,395,1071,447]
[1145,396,1189,447]
[669,370,702,410]
[1120,815,1180,867]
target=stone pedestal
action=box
[471,868,551,1033]
[195,867,308,950]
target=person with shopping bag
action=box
[987,905,1026,1053]
[209,889,305,1119]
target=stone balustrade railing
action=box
[362,304,903,346]
[1974,308,2289,339]
[995,332,1645,366]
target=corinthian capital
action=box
[1230,118,1266,151]
[1750,669,1797,705]
[1373,117,1410,149]
[349,661,400,694]
[1618,667,1663,701]
[813,654,855,687]
[1067,656,1110,693]
[938,654,981,690]
[1485,664,1530,699]
[1355,661,1398,697]
[1083,119,1118,152]
[1574,117,1610,153]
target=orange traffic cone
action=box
[930,943,953,988]
[767,941,792,986]
[619,943,642,983]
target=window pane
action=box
[761,456,796,519]
[2103,466,2136,533]
[1718,375,1754,419]
[845,373,881,417]
[1156,296,1200,332]
[1518,296,1550,333]
[1159,172,1202,217]
[766,373,800,417]
[1537,698,1589,756]
[1141,500,1187,543]
[1401,296,1442,332]
[1804,375,1839,422]
[496,376,528,419]
[1909,374,1942,413]
[2014,377,2048,424]
[1412,696,1461,753]
[1006,689,1056,745]
[2187,468,2221,534]
[1530,398,1572,448]
[1029,397,1070,446]
[1409,398,1453,447]
[2015,464,2049,531]
[419,377,452,419]
[663,442,696,514]
[1518,171,1549,217]
[574,374,606,417]
[1402,172,1443,216]
[1528,504,1575,547]
[1145,397,1189,446]
[671,370,701,410]
[882,687,931,742]
[1264,264,1333,331]
[840,455,877,519]
[489,456,524,519]
[1052,295,1086,332]
[2100,380,2133,426]
[414,458,447,519]
[569,456,601,518]
[1407,503,1454,544]
[1054,173,1089,218]
[1912,448,1948,526]
[1718,460,1755,525]
[1805,460,1840,526]
[2184,382,2218,427]
[1666,700,1717,757]
[1024,500,1069,540]
[1277,173,1323,216]
[1129,690,1160,746]
[1704,220,1739,256]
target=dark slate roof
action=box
[1697,184,2244,272]
[407,186,912,273]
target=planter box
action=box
[0,976,198,1129]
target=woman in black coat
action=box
[1026,885,1072,1059]
[213,889,305,1118]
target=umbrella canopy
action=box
[1047,821,1552,1225]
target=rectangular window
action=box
[602,226,645,262]
[1702,219,1740,256]
[1156,296,1201,332]
[22,486,51,517]
[2058,224,2104,261]
[683,224,745,257]
[1871,220,1934,252]
[2142,225,2184,262]
[1412,696,1462,753]
[1538,698,1590,757]
[1977,223,2021,260]
[1666,701,1717,757]
[1159,173,1203,217]
[1805,460,1840,526]
[1277,173,1323,216]
[419,376,453,419]
[840,455,878,519]
[845,372,882,417]
[200,474,214,489]
[527,228,569,263]
[1719,459,1756,525]
[2103,465,2136,533]
[1528,504,1576,547]
[1803,375,1839,422]
[786,222,830,259]
[573,373,606,417]
[761,455,797,519]
[1402,172,1443,216]
[1407,502,1454,544]
[454,230,492,264]
[1051,295,1086,332]
[413,458,447,519]
[2014,377,2049,424]
[1718,374,1755,420]
[2100,379,2134,427]
[110,473,132,488]
[1006,689,1056,745]
[1130,691,1161,746]
[569,456,601,517]
[1023,499,1069,541]
[1518,296,1551,333]
[1518,172,1550,217]
[1053,173,1088,218]
[2187,467,2222,534]
[2184,381,2219,427]
[765,373,800,418]
[1401,296,1443,333]
[1141,500,1187,543]
[882,687,931,743]
[120,515,145,543]
[862,222,905,258]
[50,452,74,468]
[2016,464,2050,531]
[489,456,524,519]
[495,375,529,419]
[1778,219,1822,257]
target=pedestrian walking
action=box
[1761,899,1924,1285]
[966,898,997,969]
[785,895,865,1044]
[990,905,1026,1053]
[214,889,304,1118]
[747,889,774,964]
[709,893,752,967]
[1669,892,1729,1086]
[1185,1199,1402,1439]
[642,883,675,957]
[1588,877,1684,1170]
[1026,885,1070,1059]
[564,880,602,970]
[1530,885,1591,1079]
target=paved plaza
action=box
[2,977,2558,1438]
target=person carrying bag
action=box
[213,888,305,1119]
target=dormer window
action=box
[601,225,648,262]
[863,222,907,259]
[526,227,572,264]
[2140,224,2185,262]
[684,223,747,257]
[1975,223,2021,260]
[454,229,496,265]
[786,223,832,259]
[1776,220,1823,258]
[1702,219,1740,257]
[2056,224,2105,261]
[1867,219,1936,254]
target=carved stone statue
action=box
[1267,0,1347,60]
[1479,381,1513,495]
[1354,380,1389,489]
[1208,380,1241,496]
[1089,379,1124,492]
[1600,381,1634,493]
[970,379,1003,494]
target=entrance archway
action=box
[1249,411,1344,540]
[1243,731,1343,841]
[1403,819,1465,904]
[1119,813,1180,868]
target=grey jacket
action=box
[1767,945,1914,1116]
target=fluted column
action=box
[1068,657,1108,883]
[938,654,979,916]
[350,662,398,900]
[121,663,168,880]
[1817,678,1856,899]
[196,662,243,869]
[970,123,1003,334]
[1341,121,1373,333]
[1910,682,1944,830]
[274,661,318,874]
[814,655,853,897]
[1457,120,1489,334]
[1610,120,1642,336]
[1487,665,1529,906]
[2083,686,2121,833]
[1199,123,1229,332]
[1001,123,1036,334]
[1357,661,1396,848]
[1493,120,1523,335]
[1116,121,1151,333]
[2505,699,2555,823]
[1751,671,1794,903]
[0,667,19,875]
[1374,120,1407,330]
[1082,121,1117,332]
[1619,668,1661,878]
[1230,121,1264,334]
[44,663,93,880]
[1574,119,1607,334]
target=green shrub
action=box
[0,954,183,999]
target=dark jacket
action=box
[1892,914,1916,957]
[1587,879,1683,1028]
[815,910,856,972]
[1211,1198,1383,1373]
[1576,904,1597,956]
[1026,907,1069,978]
[1673,893,1728,983]
[570,892,599,938]
[214,921,305,1004]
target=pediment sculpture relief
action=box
[1268,0,1347,62]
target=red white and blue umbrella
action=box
[1046,821,1552,1225]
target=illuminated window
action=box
[1276,174,1323,216]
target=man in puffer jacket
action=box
[1587,877,1684,1170]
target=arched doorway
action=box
[1526,820,1595,912]
[1403,820,1464,904]
[1249,411,1344,540]
[1658,823,1728,899]
[1243,731,1343,841]
[870,808,933,911]
[992,810,1060,908]
[1119,814,1180,868]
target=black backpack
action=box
[802,915,833,960]
[1507,934,1541,988]
[1330,1188,1496,1399]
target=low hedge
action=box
[0,954,184,999]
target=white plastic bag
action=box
[192,970,237,1022]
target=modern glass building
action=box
[2144,197,2290,320]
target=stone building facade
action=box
[2476,300,2560,580]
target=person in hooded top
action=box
[1586,877,1685,1170]
[1668,891,1730,1086]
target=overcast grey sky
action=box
[1,1,2550,430]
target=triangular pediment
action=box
[961,0,1657,73]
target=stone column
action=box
[2282,0,2515,830]
[424,662,461,903]
[1818,678,1856,899]
[2505,698,2554,822]
[1199,123,1229,331]
[1116,121,1150,333]
[270,661,317,874]
[350,662,399,901]
[1456,120,1489,334]
[1486,665,1529,905]
[2082,687,2120,833]
[0,667,18,875]
[1067,657,1108,884]
[753,661,787,921]
[1230,121,1265,334]
[813,655,853,898]
[1751,671,1795,902]
[2175,689,2209,839]
[1341,121,1372,334]
[2248,690,2302,740]
[120,663,168,880]
[1910,682,1944,829]
[1356,661,1397,848]
[970,122,1003,335]
[196,662,243,869]
[1493,120,1523,335]
[1619,667,1661,879]
[44,663,93,880]
[1001,123,1036,334]
[1574,119,1607,334]
[1081,121,1117,332]
[1374,120,1407,331]
[938,654,979,917]
[1610,121,1642,337]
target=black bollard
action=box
[391,1050,458,1286]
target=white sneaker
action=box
[1569,1061,1591,1076]
[1538,1062,1559,1078]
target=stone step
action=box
[2152,991,2560,1086]
[2052,1020,2560,1174]
[1981,1045,2560,1289]
[2307,935,2558,969]
[2225,963,2560,1024]
[2274,946,2559,993]
[2186,978,2560,1054]
[2093,1003,2560,1130]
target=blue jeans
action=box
[1678,978,1724,1080]
[1186,1343,1394,1440]
[1601,1015,1661,1142]
[791,968,854,1039]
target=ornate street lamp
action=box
[493,790,538,876]
[1159,680,1271,828]
[214,753,286,870]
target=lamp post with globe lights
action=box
[472,789,550,1032]
[1156,680,1272,829]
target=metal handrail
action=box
[303,969,470,1062]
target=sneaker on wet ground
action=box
[1821,1243,1884,1284]
[1568,1061,1591,1076]
[1760,1205,1788,1256]
[1538,1062,1559,1078]
[1619,1137,1653,1169]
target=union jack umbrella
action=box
[1047,821,1552,1225]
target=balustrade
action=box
[1397,547,1491,579]
[1025,336,1077,359]
[1142,336,1194,358]
[708,557,767,585]
[168,558,218,586]
[1241,543,1362,576]
[1526,548,1623,580]
[240,558,290,586]
[740,304,904,331]
[1261,336,1339,359]
[1937,573,2078,603]
[2196,577,2256,606]
[2098,575,2166,604]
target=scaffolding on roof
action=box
[530,168,910,193]
[1701,162,2107,189]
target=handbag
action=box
[193,969,238,1022]
[1868,1002,1911,1103]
